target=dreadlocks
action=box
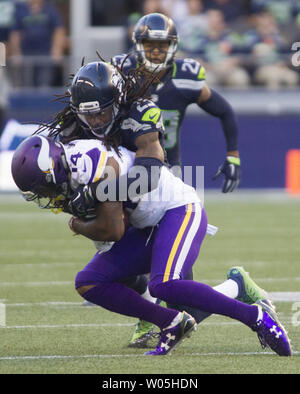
[34,54,161,155]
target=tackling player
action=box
[69,12,242,345]
[11,132,292,357]
[44,59,269,348]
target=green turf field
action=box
[0,192,299,374]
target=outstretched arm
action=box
[198,85,239,157]
[198,85,241,193]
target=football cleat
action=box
[252,301,292,357]
[227,266,275,310]
[145,312,197,356]
[128,320,157,348]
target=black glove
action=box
[213,156,241,193]
[68,185,97,219]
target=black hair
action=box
[34,53,161,154]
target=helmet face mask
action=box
[11,136,70,211]
[133,13,178,72]
[139,39,171,70]
[76,102,117,138]
[21,189,67,210]
[22,181,68,211]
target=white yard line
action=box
[0,212,68,220]
[5,301,82,306]
[269,292,300,302]
[0,318,294,330]
[2,291,300,306]
[0,323,134,329]
[0,281,73,286]
[1,278,300,287]
[0,351,299,361]
[0,262,81,268]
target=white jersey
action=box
[63,139,135,253]
[63,139,135,191]
[128,166,200,228]
[63,139,201,229]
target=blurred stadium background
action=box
[0,0,300,375]
[0,0,300,192]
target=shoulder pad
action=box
[122,100,164,133]
[129,99,159,120]
[66,140,110,185]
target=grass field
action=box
[0,191,299,375]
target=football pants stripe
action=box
[172,203,202,280]
[162,203,193,282]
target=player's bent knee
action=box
[75,269,100,293]
[148,278,165,298]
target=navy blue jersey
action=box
[59,98,165,155]
[113,54,206,165]
[120,98,165,152]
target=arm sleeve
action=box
[198,89,239,152]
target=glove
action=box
[68,185,97,219]
[213,156,241,193]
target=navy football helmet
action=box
[132,13,178,72]
[11,135,70,210]
[70,61,122,138]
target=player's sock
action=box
[150,280,258,328]
[81,281,178,329]
[213,279,239,299]
[164,279,239,325]
[141,286,157,304]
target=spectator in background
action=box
[162,0,188,23]
[250,0,300,25]
[249,0,300,41]
[0,0,15,44]
[181,9,250,88]
[244,12,299,89]
[9,0,66,87]
[0,66,9,136]
[125,0,167,51]
[0,0,13,136]
[176,0,208,55]
[203,0,249,24]
[143,0,167,14]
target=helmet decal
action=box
[11,136,70,211]
[37,136,53,174]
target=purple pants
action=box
[75,203,207,328]
[76,203,206,288]
[75,203,258,329]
